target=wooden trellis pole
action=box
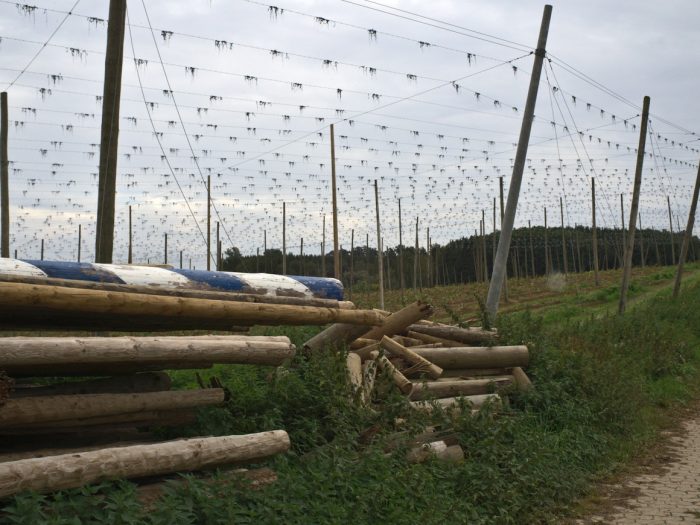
[349,229,354,300]
[619,96,650,315]
[1,91,8,258]
[591,178,600,285]
[560,196,568,274]
[673,158,700,299]
[95,0,126,264]
[667,196,676,265]
[282,202,286,275]
[128,205,132,264]
[164,233,168,265]
[485,4,552,321]
[499,177,509,300]
[398,198,405,300]
[330,124,340,279]
[206,175,211,271]
[77,225,82,263]
[374,180,384,309]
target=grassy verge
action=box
[2,273,700,524]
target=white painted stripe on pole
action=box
[94,264,192,288]
[231,272,313,297]
[0,258,47,278]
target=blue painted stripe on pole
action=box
[289,276,344,300]
[172,269,246,292]
[21,260,126,284]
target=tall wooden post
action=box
[77,224,82,263]
[321,214,326,276]
[40,239,44,260]
[206,175,211,271]
[619,193,625,268]
[263,229,267,272]
[492,197,497,271]
[591,178,600,285]
[282,202,286,275]
[413,217,419,293]
[485,4,552,320]
[619,96,650,314]
[164,233,168,265]
[374,180,384,309]
[528,219,535,277]
[330,124,340,279]
[95,0,126,264]
[638,212,645,268]
[127,205,132,264]
[180,250,183,270]
[544,207,550,275]
[499,177,509,300]
[255,247,259,272]
[426,227,432,287]
[398,198,405,299]
[216,222,220,270]
[481,210,488,281]
[300,237,304,276]
[667,196,676,265]
[349,228,354,300]
[560,196,568,273]
[0,91,9,258]
[673,159,700,298]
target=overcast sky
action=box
[0,0,698,268]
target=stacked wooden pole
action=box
[0,335,295,498]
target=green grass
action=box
[3,274,700,524]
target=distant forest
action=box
[222,226,699,289]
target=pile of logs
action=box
[0,335,295,499]
[306,301,533,462]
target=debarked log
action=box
[0,336,296,376]
[0,282,383,328]
[0,431,290,498]
[412,346,528,369]
[408,325,498,345]
[409,378,513,401]
[0,389,224,427]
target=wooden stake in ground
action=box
[485,3,552,322]
[349,229,354,300]
[413,217,419,293]
[0,91,8,258]
[164,233,168,265]
[374,180,384,309]
[207,175,211,271]
[77,224,82,263]
[280,203,286,275]
[398,198,405,300]
[95,0,126,264]
[330,124,340,279]
[560,197,568,274]
[321,215,326,276]
[0,431,290,498]
[591,178,600,286]
[128,205,132,264]
[619,96,650,315]
[667,195,676,265]
[673,158,700,299]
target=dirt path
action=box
[576,417,700,524]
